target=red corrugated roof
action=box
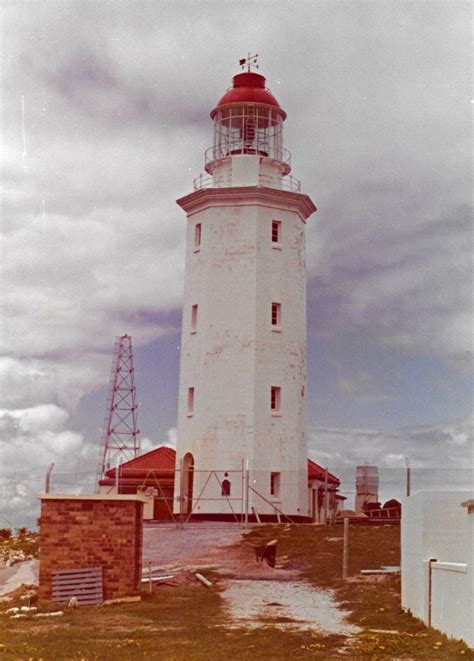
[103,446,340,486]
[307,459,340,485]
[104,446,176,478]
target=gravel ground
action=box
[143,522,247,568]
[0,559,38,598]
[222,579,360,634]
[143,522,358,637]
[1,523,358,640]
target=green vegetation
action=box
[1,524,472,659]
[244,524,473,659]
[1,582,345,660]
[0,529,39,566]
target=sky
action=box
[1,0,472,528]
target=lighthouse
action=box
[174,58,316,520]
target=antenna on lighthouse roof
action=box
[239,53,259,72]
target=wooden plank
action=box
[53,588,102,599]
[52,573,102,582]
[52,567,103,606]
[52,576,102,586]
[53,567,101,576]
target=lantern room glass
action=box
[212,104,284,162]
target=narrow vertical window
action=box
[270,472,280,497]
[191,304,198,333]
[271,220,281,244]
[194,223,202,250]
[187,387,194,416]
[271,302,281,328]
[270,386,281,413]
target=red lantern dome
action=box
[211,71,286,119]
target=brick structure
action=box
[38,494,145,603]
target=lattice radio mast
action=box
[96,335,141,488]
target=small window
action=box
[270,472,280,497]
[271,220,281,244]
[191,304,198,333]
[194,223,202,250]
[271,302,281,327]
[270,386,281,412]
[187,387,194,416]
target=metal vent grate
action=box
[52,567,103,606]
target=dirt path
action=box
[143,522,360,638]
[0,560,38,598]
[143,522,297,578]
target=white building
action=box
[401,491,474,647]
[174,63,316,520]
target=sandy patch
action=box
[222,579,360,635]
[0,559,38,597]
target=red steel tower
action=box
[96,335,141,487]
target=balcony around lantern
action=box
[193,170,302,193]
[204,141,292,173]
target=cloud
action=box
[1,2,471,529]
[0,356,108,410]
[308,415,473,503]
[0,404,96,528]
[166,427,177,448]
[308,203,472,364]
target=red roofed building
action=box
[99,446,175,520]
[99,447,341,523]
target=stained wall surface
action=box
[175,182,314,518]
[401,491,473,646]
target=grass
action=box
[243,524,473,659]
[1,524,472,659]
[1,581,346,660]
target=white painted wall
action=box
[401,491,474,647]
[174,156,315,518]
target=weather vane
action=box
[239,53,259,72]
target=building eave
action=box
[176,186,317,222]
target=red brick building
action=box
[38,494,144,604]
[99,446,341,523]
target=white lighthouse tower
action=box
[175,59,316,521]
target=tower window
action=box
[191,304,198,333]
[187,387,195,416]
[270,386,281,413]
[271,220,281,244]
[270,472,280,497]
[194,223,202,250]
[271,302,281,328]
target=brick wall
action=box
[38,496,143,603]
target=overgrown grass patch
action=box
[1,578,347,659]
[1,526,472,659]
[244,524,473,659]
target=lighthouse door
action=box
[182,453,194,515]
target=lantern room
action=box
[205,70,291,176]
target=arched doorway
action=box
[182,453,194,515]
